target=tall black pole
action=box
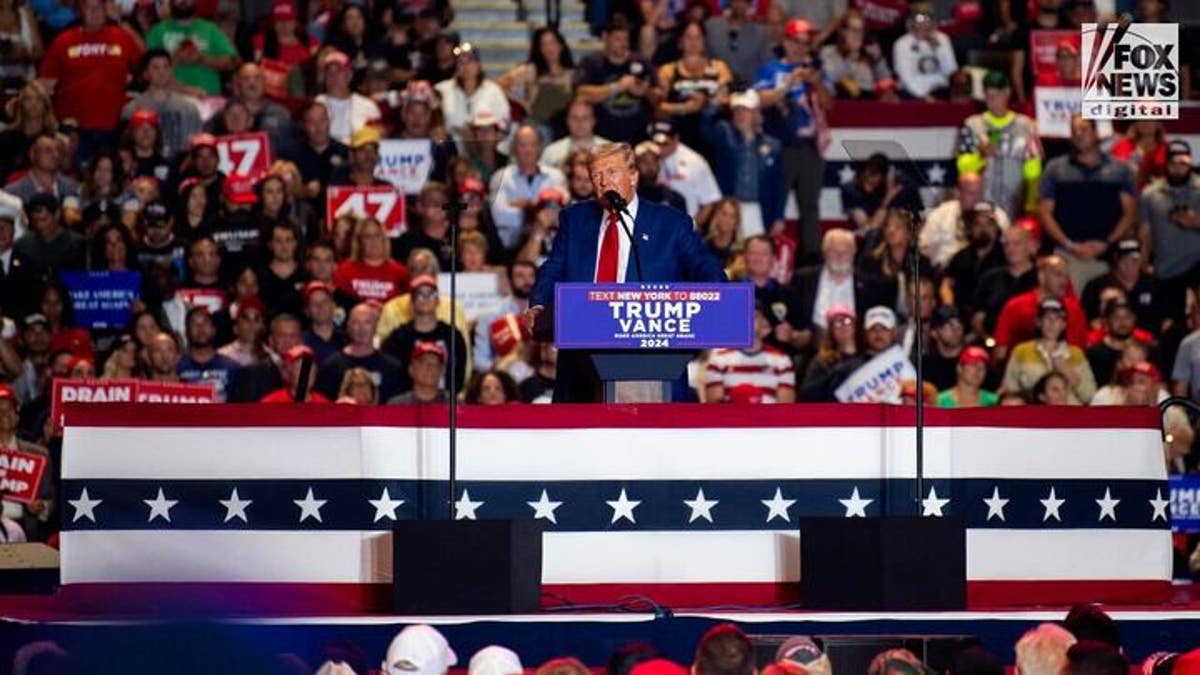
[911,210,925,514]
[442,197,466,520]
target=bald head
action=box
[1038,255,1070,298]
[958,172,984,209]
[514,124,543,169]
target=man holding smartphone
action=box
[574,15,662,145]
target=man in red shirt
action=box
[260,345,330,403]
[38,0,144,163]
[993,254,1088,360]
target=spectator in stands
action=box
[1039,115,1138,290]
[13,193,85,273]
[921,173,1011,270]
[564,148,595,202]
[382,625,457,675]
[937,346,997,408]
[37,0,142,163]
[1062,642,1126,675]
[377,247,469,344]
[437,42,511,148]
[316,303,405,402]
[867,649,926,675]
[0,81,56,181]
[705,303,795,403]
[541,100,610,170]
[324,3,376,71]
[656,21,731,155]
[754,18,832,260]
[792,228,896,354]
[121,50,201,158]
[827,306,916,404]
[860,209,930,313]
[1064,604,1122,649]
[145,0,236,96]
[700,89,784,238]
[6,133,80,208]
[119,108,172,184]
[474,261,534,372]
[703,198,743,271]
[820,9,894,100]
[840,152,921,236]
[740,236,798,352]
[993,255,1086,360]
[231,63,295,158]
[251,1,317,74]
[330,125,390,188]
[301,281,344,363]
[395,182,455,271]
[465,370,520,405]
[388,341,449,404]
[256,220,305,318]
[1111,120,1168,189]
[1080,239,1158,330]
[336,366,378,405]
[333,217,410,303]
[316,50,382,145]
[957,71,1041,219]
[289,101,349,208]
[394,81,454,185]
[1142,140,1200,323]
[1001,298,1096,404]
[460,109,507,185]
[219,297,268,367]
[499,27,576,139]
[892,11,957,100]
[972,218,1038,341]
[381,275,468,394]
[470,646,524,675]
[941,201,1004,318]
[703,0,769,85]
[226,312,304,401]
[694,624,754,675]
[177,307,242,401]
[0,385,51,541]
[922,305,965,391]
[0,203,37,318]
[490,125,566,250]
[1015,623,1077,675]
[651,119,720,223]
[574,16,659,145]
[800,304,860,401]
[260,345,328,403]
[176,133,225,211]
[632,141,688,213]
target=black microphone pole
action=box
[442,196,466,520]
[910,207,925,514]
[603,190,643,281]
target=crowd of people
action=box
[9,605,1195,675]
[0,0,1196,531]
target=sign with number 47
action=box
[215,132,273,196]
[326,185,406,237]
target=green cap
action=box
[983,70,1010,90]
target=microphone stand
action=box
[909,208,925,514]
[442,197,466,520]
[605,193,643,282]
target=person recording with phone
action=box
[524,142,725,402]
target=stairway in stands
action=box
[450,0,601,76]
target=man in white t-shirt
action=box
[540,100,610,170]
[652,119,721,224]
[315,50,381,145]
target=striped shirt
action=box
[705,347,795,403]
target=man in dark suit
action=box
[526,142,726,401]
[0,204,40,320]
[788,228,897,353]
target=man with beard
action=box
[1086,298,1156,387]
[145,0,238,96]
[920,172,1011,269]
[1080,239,1159,330]
[633,142,687,213]
[941,201,1005,318]
[474,260,535,372]
[177,306,243,402]
[1141,140,1200,324]
[971,218,1039,340]
[922,305,966,392]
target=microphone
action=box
[602,190,643,281]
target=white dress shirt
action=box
[0,247,11,275]
[489,163,566,249]
[812,267,855,329]
[594,194,638,283]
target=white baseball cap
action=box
[864,306,897,330]
[730,90,760,110]
[383,625,458,675]
[469,646,523,675]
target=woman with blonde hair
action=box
[703,198,744,273]
[332,216,411,302]
[101,334,140,379]
[0,80,55,177]
[336,367,378,405]
[265,160,320,240]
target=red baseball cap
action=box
[412,341,447,363]
[1014,216,1042,242]
[825,304,855,325]
[458,177,486,196]
[222,178,259,205]
[272,0,297,20]
[302,280,335,303]
[284,344,314,364]
[130,108,160,129]
[234,296,267,319]
[0,383,17,406]
[322,50,352,70]
[959,345,990,366]
[536,186,567,207]
[784,18,813,40]
[1118,361,1161,385]
[189,133,218,151]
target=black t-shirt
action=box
[921,349,960,392]
[380,320,468,394]
[754,279,800,354]
[574,52,657,144]
[1080,271,1159,329]
[257,264,306,318]
[132,153,173,184]
[391,227,453,272]
[314,349,407,402]
[972,266,1038,333]
[199,211,262,278]
[1086,341,1123,387]
[945,243,1006,315]
[286,139,349,212]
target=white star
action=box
[838,163,856,185]
[606,488,641,524]
[368,487,405,523]
[983,486,1009,522]
[294,487,327,523]
[527,489,563,524]
[921,486,950,517]
[1041,487,1066,522]
[927,163,947,185]
[455,489,483,520]
[1150,488,1169,522]
[762,487,798,522]
[219,488,252,523]
[144,487,179,523]
[1096,487,1120,522]
[68,487,102,523]
[683,488,719,524]
[838,486,873,518]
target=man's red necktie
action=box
[595,211,620,282]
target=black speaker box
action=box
[799,517,966,611]
[392,519,543,615]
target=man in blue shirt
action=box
[753,18,833,264]
[701,89,785,236]
[177,307,243,402]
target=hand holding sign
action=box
[326,185,406,237]
[216,132,273,200]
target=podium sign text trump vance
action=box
[554,283,754,349]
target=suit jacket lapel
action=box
[578,202,602,280]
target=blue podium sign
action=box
[553,282,754,350]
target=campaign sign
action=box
[326,185,406,237]
[216,132,273,197]
[136,380,217,404]
[834,345,915,404]
[438,271,506,324]
[0,447,46,505]
[376,139,434,195]
[1035,86,1114,139]
[51,379,215,434]
[553,283,754,350]
[60,271,141,330]
[1029,29,1078,84]
[1170,474,1199,532]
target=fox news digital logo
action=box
[1081,22,1178,120]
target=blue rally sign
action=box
[1170,474,1200,533]
[553,283,754,350]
